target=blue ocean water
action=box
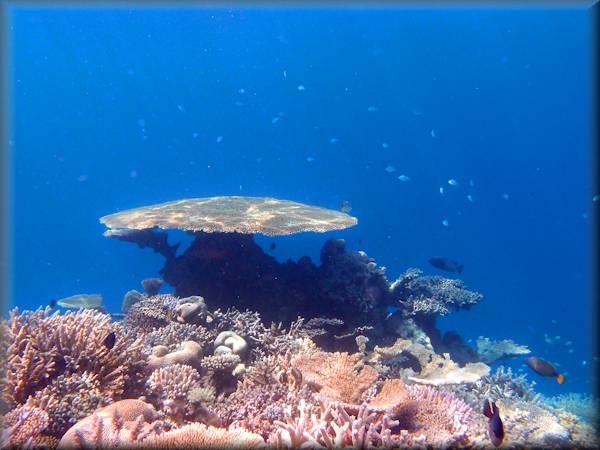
[8,5,596,399]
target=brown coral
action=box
[291,351,379,404]
[403,384,472,446]
[57,399,161,449]
[123,294,179,333]
[27,371,111,437]
[146,364,211,423]
[147,341,203,371]
[5,307,145,407]
[1,404,49,448]
[135,422,265,448]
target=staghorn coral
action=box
[1,404,49,448]
[57,399,162,449]
[27,371,112,437]
[123,295,179,333]
[291,350,379,404]
[5,307,145,407]
[391,268,482,316]
[134,422,265,448]
[543,392,599,424]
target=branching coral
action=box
[26,371,112,437]
[5,307,145,407]
[391,268,482,316]
[145,363,219,425]
[1,404,49,448]
[291,351,379,404]
[476,336,530,364]
[543,392,599,424]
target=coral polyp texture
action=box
[0,197,595,448]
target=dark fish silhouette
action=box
[268,242,277,252]
[49,298,57,308]
[428,256,463,274]
[103,331,116,350]
[483,399,504,447]
[524,356,565,384]
[141,277,163,296]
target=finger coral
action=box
[291,350,378,404]
[6,307,145,407]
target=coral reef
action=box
[476,336,531,364]
[5,307,145,407]
[391,268,483,316]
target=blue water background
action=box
[8,6,596,397]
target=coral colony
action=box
[0,196,597,448]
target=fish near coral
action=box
[524,356,565,384]
[428,256,463,274]
[483,399,504,447]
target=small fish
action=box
[216,135,223,143]
[268,242,277,252]
[524,356,565,384]
[448,179,458,186]
[428,256,463,273]
[439,187,444,195]
[469,179,475,187]
[502,193,509,200]
[297,85,305,91]
[271,117,280,124]
[467,194,474,202]
[306,156,315,163]
[441,219,449,227]
[238,88,245,94]
[330,138,339,144]
[385,165,396,173]
[430,129,436,137]
[483,399,504,447]
[381,142,389,148]
[49,298,57,308]
[367,106,378,112]
[340,200,352,213]
[593,194,599,202]
[398,174,411,182]
[103,331,116,350]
